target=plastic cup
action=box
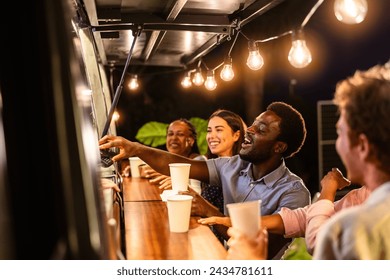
[128,157,144,178]
[166,194,193,232]
[226,200,261,239]
[169,163,191,193]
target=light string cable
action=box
[301,0,325,28]
[239,0,325,45]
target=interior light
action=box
[112,111,120,122]
[334,0,367,24]
[288,30,312,68]
[128,74,139,90]
[204,70,217,91]
[220,57,235,81]
[246,40,264,70]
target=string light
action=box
[288,29,312,68]
[220,31,239,82]
[181,72,192,88]
[204,70,217,91]
[177,0,369,89]
[246,40,264,70]
[192,68,204,86]
[220,56,234,81]
[334,0,367,24]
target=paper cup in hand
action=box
[129,157,145,178]
[226,200,261,239]
[166,194,193,233]
[169,163,191,193]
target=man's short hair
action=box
[267,101,306,158]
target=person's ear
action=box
[232,130,240,142]
[186,138,194,146]
[358,133,371,161]
[275,142,287,154]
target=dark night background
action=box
[112,0,390,196]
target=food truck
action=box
[1,0,388,260]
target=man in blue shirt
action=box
[99,101,311,258]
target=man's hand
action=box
[101,178,120,192]
[179,188,222,217]
[319,167,351,201]
[99,135,137,162]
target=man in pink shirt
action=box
[281,169,369,253]
[199,168,370,254]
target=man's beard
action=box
[239,148,272,164]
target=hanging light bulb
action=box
[204,70,217,91]
[181,72,192,88]
[192,68,204,86]
[128,74,139,90]
[220,56,235,81]
[334,0,367,24]
[246,40,264,70]
[288,30,312,68]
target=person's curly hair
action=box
[333,63,390,173]
[267,101,307,159]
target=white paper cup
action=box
[166,194,193,232]
[169,163,191,193]
[226,200,261,239]
[129,157,144,178]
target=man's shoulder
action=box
[278,167,308,189]
[210,154,247,165]
[193,154,207,161]
[207,155,250,174]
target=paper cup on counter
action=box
[166,194,193,232]
[169,163,191,193]
[129,157,145,178]
[226,200,261,239]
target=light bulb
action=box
[129,75,139,90]
[220,57,234,81]
[112,111,120,122]
[192,69,204,86]
[246,40,264,70]
[181,73,192,88]
[204,70,217,91]
[288,30,312,68]
[334,0,367,24]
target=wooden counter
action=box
[122,177,227,260]
[122,177,162,201]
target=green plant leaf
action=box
[281,238,312,260]
[135,121,168,147]
[190,117,208,155]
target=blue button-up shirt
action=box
[206,155,311,216]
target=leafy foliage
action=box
[281,238,313,260]
[135,118,209,155]
[189,117,208,155]
[135,121,168,147]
